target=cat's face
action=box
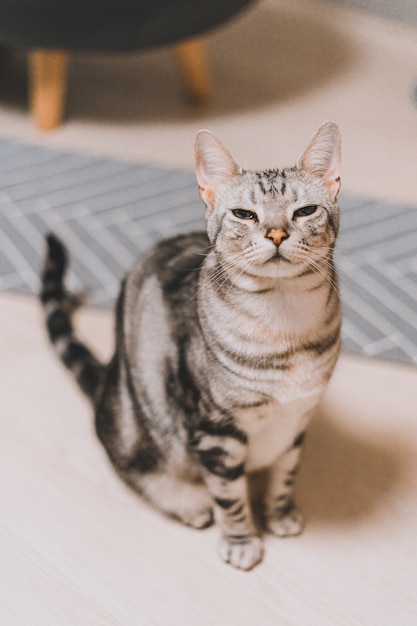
[195,122,341,281]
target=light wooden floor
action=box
[1,292,417,625]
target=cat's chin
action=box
[260,251,300,276]
[248,258,305,281]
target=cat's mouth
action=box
[265,250,291,264]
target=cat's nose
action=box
[265,228,289,247]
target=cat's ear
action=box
[297,121,341,200]
[194,130,242,205]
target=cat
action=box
[40,121,342,571]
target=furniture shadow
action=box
[68,2,356,123]
[0,1,357,124]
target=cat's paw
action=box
[218,534,264,571]
[266,505,304,538]
[172,483,214,529]
[183,507,214,529]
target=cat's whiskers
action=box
[305,257,339,292]
[197,246,266,303]
[184,246,216,272]
[191,248,215,258]
[310,260,338,292]
[187,249,250,304]
[222,248,271,288]
[291,244,339,292]
[213,253,255,295]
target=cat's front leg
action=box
[263,430,306,537]
[209,474,263,571]
[193,427,263,570]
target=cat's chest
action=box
[205,283,332,363]
[252,288,328,337]
[234,396,317,472]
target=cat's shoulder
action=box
[152,230,209,275]
[126,230,209,295]
[152,231,210,265]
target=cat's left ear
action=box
[297,121,341,200]
[194,130,242,206]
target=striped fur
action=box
[40,234,104,400]
[40,122,342,571]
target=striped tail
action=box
[40,233,104,402]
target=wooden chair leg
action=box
[29,49,69,130]
[174,37,212,103]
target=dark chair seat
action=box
[0,0,254,128]
[0,0,252,51]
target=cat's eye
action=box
[232,208,258,220]
[293,205,318,219]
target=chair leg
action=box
[29,49,69,130]
[174,37,212,103]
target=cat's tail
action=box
[40,233,105,402]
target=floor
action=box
[2,294,417,625]
[1,0,417,623]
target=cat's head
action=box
[194,122,341,281]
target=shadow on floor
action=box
[297,410,408,529]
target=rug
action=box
[1,138,417,365]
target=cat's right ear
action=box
[194,130,242,206]
[296,121,341,201]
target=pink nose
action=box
[266,228,289,246]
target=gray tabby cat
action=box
[40,121,342,571]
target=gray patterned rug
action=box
[1,138,417,366]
